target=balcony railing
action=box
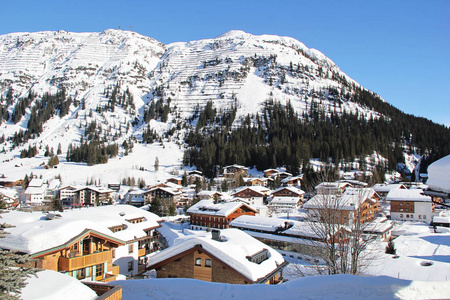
[59,250,112,272]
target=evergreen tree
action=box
[385,240,396,255]
[0,209,38,299]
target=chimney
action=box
[211,229,221,241]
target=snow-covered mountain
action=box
[0,29,381,145]
[0,29,437,183]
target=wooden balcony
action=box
[138,247,146,257]
[59,250,112,272]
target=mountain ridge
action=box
[0,29,448,182]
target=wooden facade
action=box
[150,245,282,284]
[30,229,124,283]
[189,205,256,229]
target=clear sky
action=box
[1,0,449,126]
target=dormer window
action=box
[246,248,269,264]
[108,224,127,232]
[126,217,146,224]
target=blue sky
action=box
[1,0,449,126]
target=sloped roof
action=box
[187,199,257,216]
[147,228,287,283]
[304,188,377,211]
[0,205,161,254]
[231,186,270,196]
[273,186,305,195]
[386,189,431,202]
[426,155,450,193]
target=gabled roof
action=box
[28,178,44,187]
[147,229,287,283]
[148,186,182,195]
[386,189,431,202]
[280,176,302,183]
[31,228,125,258]
[231,186,270,197]
[25,184,48,195]
[0,205,162,254]
[187,199,257,216]
[304,188,377,211]
[269,197,302,205]
[273,186,305,196]
[426,154,450,194]
[373,183,406,193]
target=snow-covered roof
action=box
[230,215,322,240]
[273,186,305,195]
[304,189,375,211]
[28,178,44,187]
[315,182,350,191]
[197,190,222,196]
[426,155,450,193]
[373,183,406,193]
[0,187,19,199]
[0,204,162,254]
[280,176,302,183]
[147,228,286,282]
[149,186,182,195]
[21,270,97,300]
[187,199,256,216]
[47,179,61,190]
[386,189,431,202]
[269,197,302,205]
[231,186,270,196]
[230,215,291,233]
[25,184,48,195]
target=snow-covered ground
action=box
[113,275,450,300]
[0,141,184,186]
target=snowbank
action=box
[113,275,450,300]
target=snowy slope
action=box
[0,30,402,184]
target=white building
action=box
[24,178,48,206]
[386,189,432,222]
[268,197,302,213]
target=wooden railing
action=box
[83,282,122,300]
[59,250,112,271]
[111,264,120,276]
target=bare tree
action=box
[301,171,380,275]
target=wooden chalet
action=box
[271,186,305,199]
[304,188,380,225]
[187,200,257,230]
[147,229,288,284]
[372,183,407,200]
[222,164,248,178]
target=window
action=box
[96,264,103,277]
[419,215,422,219]
[129,244,134,253]
[195,258,201,266]
[406,214,409,218]
[423,215,426,219]
[400,214,403,218]
[205,259,211,268]
[70,242,78,251]
[128,261,134,272]
[77,268,85,279]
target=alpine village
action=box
[0,30,449,300]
